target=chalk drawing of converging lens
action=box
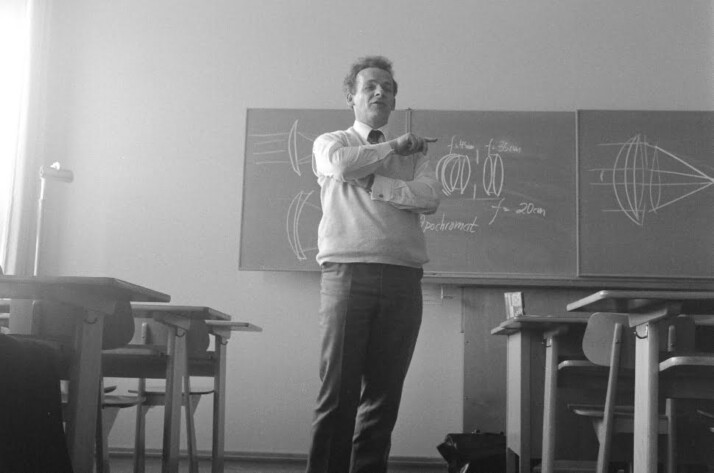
[436,152,472,196]
[482,152,504,197]
[286,190,320,260]
[249,120,314,176]
[592,134,714,226]
[436,145,505,198]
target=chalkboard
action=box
[240,108,576,277]
[577,110,714,278]
[411,110,577,276]
[239,108,407,271]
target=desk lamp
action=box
[34,162,73,276]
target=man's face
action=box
[347,67,396,129]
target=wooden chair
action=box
[540,312,699,473]
[102,315,204,473]
[539,323,604,473]
[126,319,211,473]
[566,313,650,473]
[101,304,261,473]
[657,329,714,472]
[567,312,705,473]
[95,383,145,473]
[57,377,145,473]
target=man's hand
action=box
[388,133,437,156]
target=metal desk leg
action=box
[66,310,105,473]
[506,330,532,473]
[541,329,565,473]
[161,325,187,473]
[212,335,228,473]
[633,322,659,473]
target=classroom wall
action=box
[35,0,713,459]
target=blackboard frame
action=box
[240,108,577,278]
[576,110,714,279]
[239,108,714,282]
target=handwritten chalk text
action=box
[421,213,479,233]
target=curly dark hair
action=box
[343,55,398,98]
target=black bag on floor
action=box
[437,431,506,473]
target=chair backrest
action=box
[129,317,210,356]
[582,312,698,369]
[582,312,635,369]
[33,300,135,350]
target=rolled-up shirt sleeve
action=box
[370,153,441,214]
[312,132,392,182]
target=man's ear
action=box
[346,94,354,108]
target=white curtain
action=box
[0,0,51,276]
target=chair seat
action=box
[533,460,597,473]
[558,359,632,391]
[104,344,168,356]
[129,385,214,407]
[558,359,598,370]
[558,359,607,379]
[568,403,667,419]
[660,355,714,399]
[558,358,633,375]
[660,354,714,371]
[569,403,669,443]
[132,385,214,395]
[102,394,145,409]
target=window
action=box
[0,0,30,268]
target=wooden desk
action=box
[492,315,591,473]
[567,290,714,473]
[0,276,170,473]
[103,303,261,473]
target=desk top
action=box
[491,314,590,336]
[130,304,263,332]
[567,290,714,315]
[0,276,170,304]
[131,303,231,321]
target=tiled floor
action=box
[111,457,304,472]
[109,456,448,473]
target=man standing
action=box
[306,56,441,473]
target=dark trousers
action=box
[0,334,73,473]
[305,262,423,473]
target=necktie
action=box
[367,129,384,144]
